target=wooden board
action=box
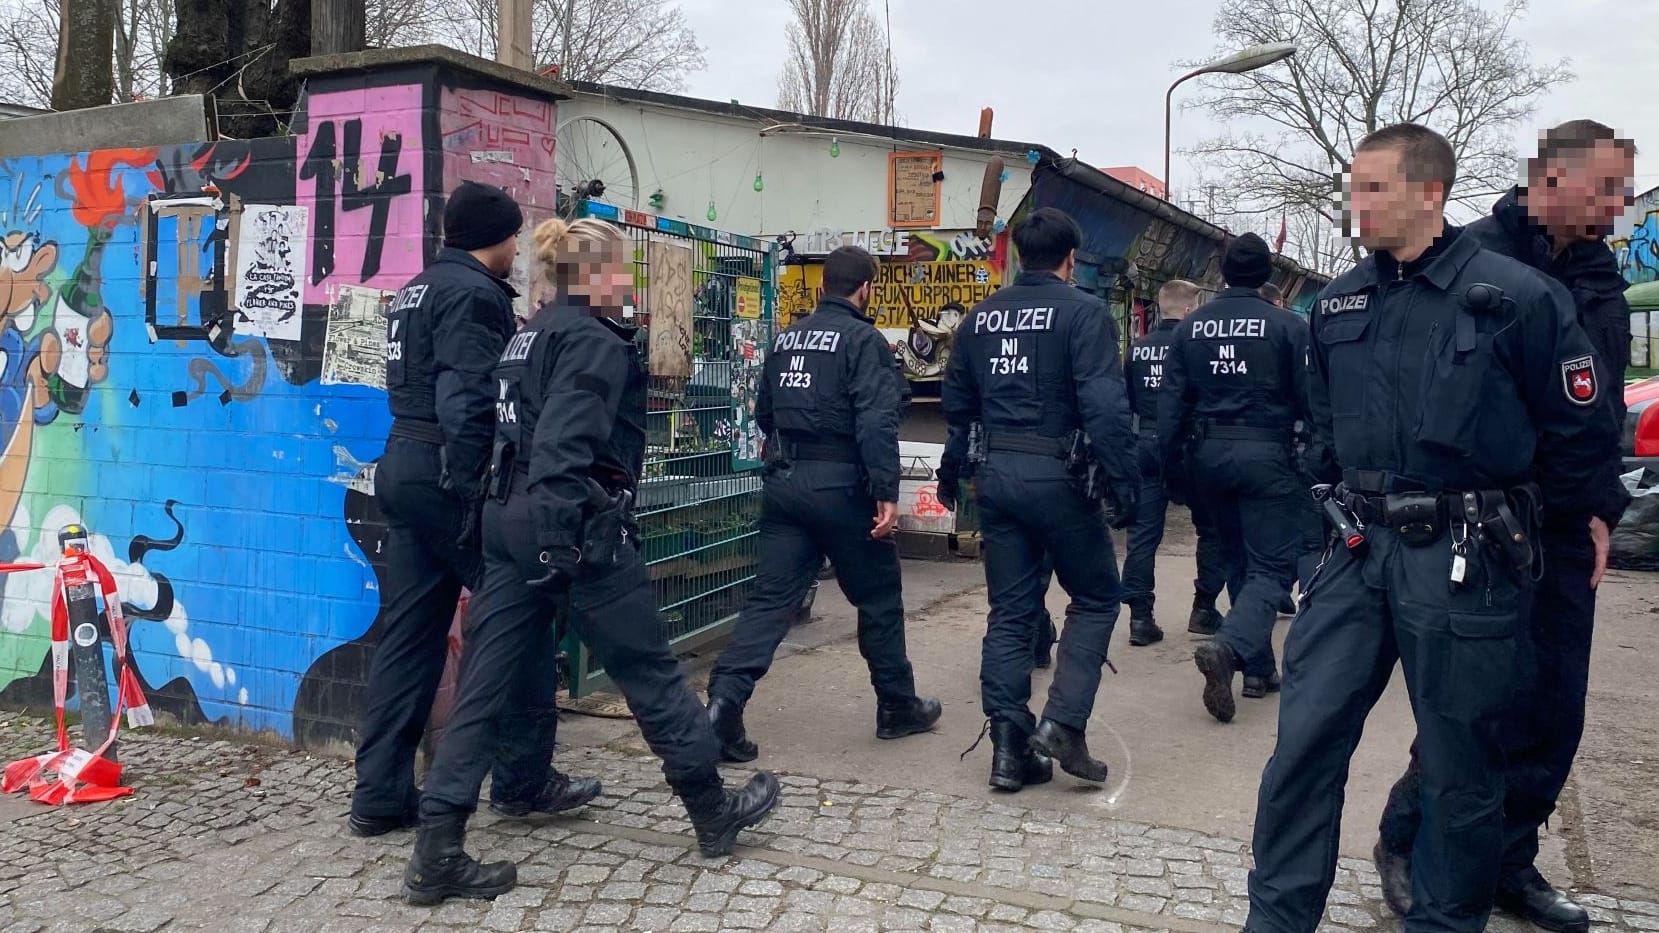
[647,240,695,378]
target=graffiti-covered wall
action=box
[0,53,563,747]
[1614,185,1659,285]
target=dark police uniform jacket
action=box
[491,298,647,551]
[1464,188,1633,527]
[1125,317,1181,436]
[757,295,905,502]
[385,247,518,498]
[1306,226,1617,516]
[941,271,1136,487]
[1156,286,1311,457]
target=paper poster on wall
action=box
[734,276,762,320]
[320,284,394,390]
[647,241,695,379]
[233,204,309,341]
[730,317,769,471]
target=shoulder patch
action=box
[1561,355,1598,406]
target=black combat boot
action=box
[489,770,603,817]
[1241,670,1281,699]
[403,814,517,906]
[988,720,1053,792]
[1033,611,1058,669]
[684,772,782,858]
[1187,592,1222,636]
[706,696,759,763]
[1029,718,1108,783]
[1194,639,1239,723]
[1496,871,1591,933]
[876,696,943,740]
[1127,606,1164,647]
[1372,840,1413,917]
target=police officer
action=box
[1261,282,1324,613]
[1158,234,1308,722]
[1372,119,1636,929]
[350,182,598,837]
[1119,278,1206,647]
[937,207,1139,792]
[404,217,781,905]
[705,246,942,761]
[1244,124,1618,933]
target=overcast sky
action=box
[674,0,1659,205]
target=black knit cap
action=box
[443,181,524,251]
[1222,233,1273,289]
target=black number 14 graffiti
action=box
[300,119,414,285]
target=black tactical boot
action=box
[1033,611,1058,669]
[489,771,603,817]
[1496,872,1591,933]
[1128,608,1164,647]
[1372,840,1413,918]
[988,720,1052,792]
[1241,671,1281,699]
[403,815,517,906]
[876,696,942,740]
[1029,718,1108,783]
[1194,639,1239,723]
[1187,592,1222,636]
[685,772,782,858]
[706,696,759,763]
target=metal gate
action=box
[561,199,777,697]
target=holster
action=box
[1383,493,1442,547]
[579,484,635,570]
[964,421,985,477]
[487,439,516,501]
[1064,429,1106,502]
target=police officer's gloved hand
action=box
[934,468,959,512]
[527,546,581,592]
[1105,479,1139,530]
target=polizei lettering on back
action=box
[773,329,843,353]
[1190,318,1267,339]
[974,306,1056,334]
[1130,345,1168,362]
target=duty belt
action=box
[985,432,1068,457]
[389,417,444,445]
[1196,421,1289,443]
[778,432,860,464]
[1335,481,1541,570]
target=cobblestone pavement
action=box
[1,719,1654,933]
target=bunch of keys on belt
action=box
[1450,521,1472,585]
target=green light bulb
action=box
[707,201,717,222]
[830,138,840,158]
[753,173,764,192]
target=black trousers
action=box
[1121,435,1167,614]
[1246,527,1527,933]
[708,461,917,709]
[421,475,723,820]
[351,438,551,819]
[1377,521,1597,889]
[975,451,1124,735]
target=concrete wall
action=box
[0,56,562,747]
[556,93,1033,239]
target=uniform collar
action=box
[1354,224,1478,292]
[1156,316,1182,331]
[1216,285,1270,300]
[533,296,639,339]
[1489,187,1554,266]
[1014,271,1065,287]
[816,295,874,322]
[436,246,520,298]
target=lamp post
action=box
[1164,42,1297,202]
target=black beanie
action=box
[1222,233,1273,289]
[443,181,524,251]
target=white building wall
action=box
[557,93,1033,241]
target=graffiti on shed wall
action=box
[0,75,559,745]
[1614,188,1659,285]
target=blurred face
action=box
[479,234,520,277]
[1346,146,1443,254]
[1526,141,1636,240]
[565,238,634,314]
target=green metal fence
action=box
[560,199,776,697]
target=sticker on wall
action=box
[320,283,394,390]
[232,204,309,341]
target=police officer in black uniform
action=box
[403,217,781,905]
[1261,281,1324,612]
[705,246,942,761]
[1159,234,1310,722]
[938,208,1139,792]
[1244,124,1618,933]
[350,182,598,836]
[1371,120,1636,930]
[1119,278,1206,647]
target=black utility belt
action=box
[786,442,860,464]
[1195,422,1289,443]
[1338,483,1539,557]
[389,418,444,445]
[985,433,1068,457]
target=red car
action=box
[1625,375,1659,472]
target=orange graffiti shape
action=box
[67,149,158,229]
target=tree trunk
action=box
[312,0,365,56]
[166,0,319,138]
[52,0,118,111]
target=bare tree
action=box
[365,0,431,48]
[1185,0,1569,257]
[114,0,175,100]
[0,0,61,108]
[777,0,898,123]
[52,0,117,110]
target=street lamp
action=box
[1163,42,1298,203]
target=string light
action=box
[1026,149,1040,165]
[706,201,717,222]
[992,218,1007,234]
[830,138,840,158]
[1000,169,1010,183]
[753,173,764,192]
[649,188,664,209]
